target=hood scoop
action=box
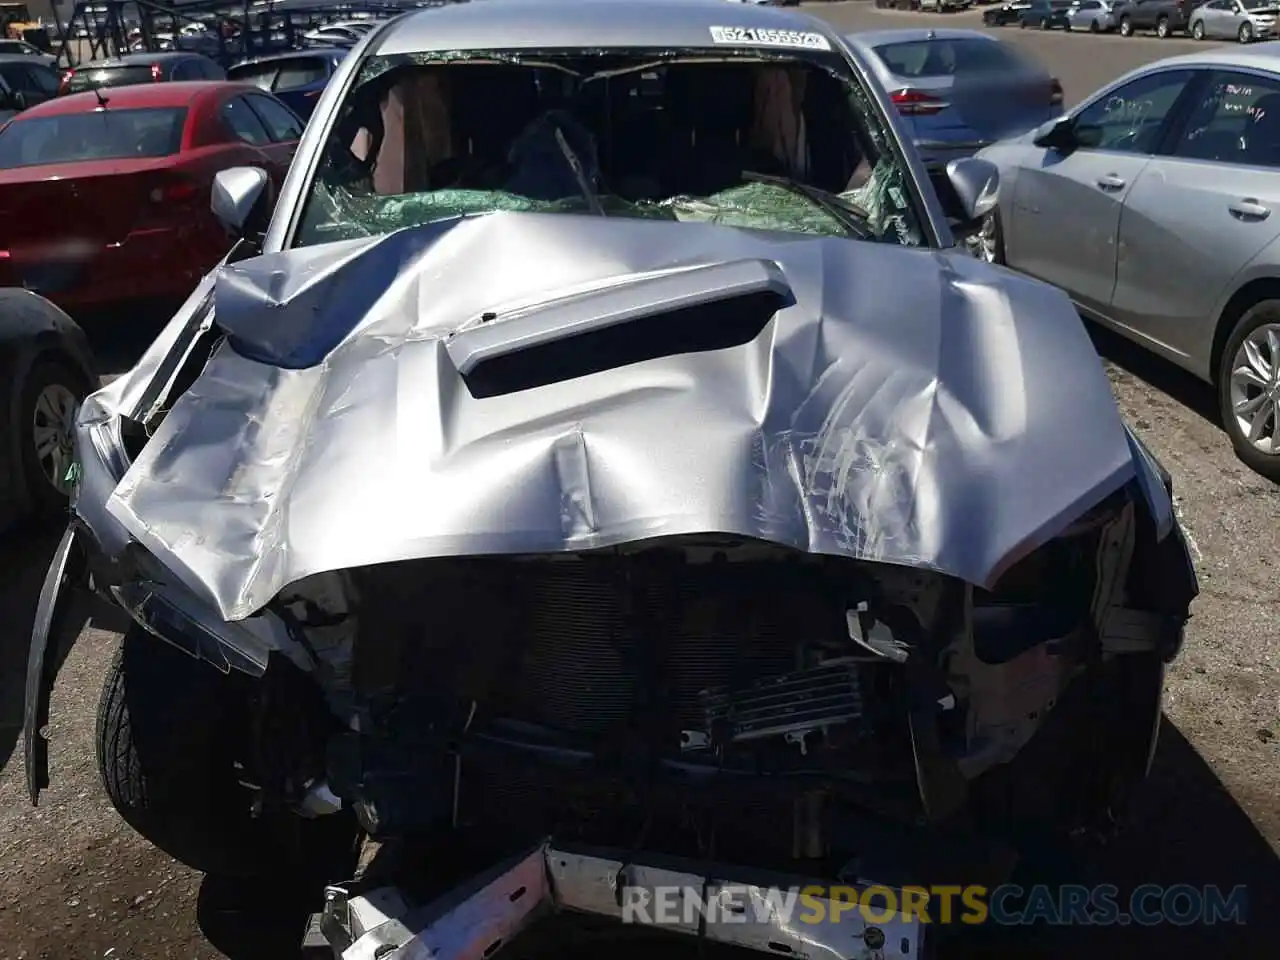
[452,258,793,398]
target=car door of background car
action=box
[1197,0,1229,34]
[1006,68,1199,313]
[1110,69,1280,369]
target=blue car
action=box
[226,47,347,119]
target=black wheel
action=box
[1239,20,1254,41]
[1119,15,1133,35]
[1192,19,1205,38]
[1090,17,1101,31]
[1019,17,1028,27]
[1039,15,1049,28]
[16,356,90,517]
[97,629,355,877]
[1218,299,1280,482]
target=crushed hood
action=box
[98,211,1136,621]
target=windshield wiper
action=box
[741,171,873,240]
[554,125,604,217]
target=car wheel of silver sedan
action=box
[1220,303,1280,481]
[1192,19,1205,38]
[18,357,88,515]
[1239,21,1254,41]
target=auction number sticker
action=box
[709,26,832,51]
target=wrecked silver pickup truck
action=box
[25,3,1197,959]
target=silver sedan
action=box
[1066,0,1119,31]
[978,46,1280,481]
[1190,0,1279,42]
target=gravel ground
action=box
[1,6,1277,958]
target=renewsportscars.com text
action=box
[620,883,1249,927]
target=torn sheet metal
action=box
[87,210,1139,621]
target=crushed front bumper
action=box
[308,842,926,960]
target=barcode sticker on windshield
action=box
[709,26,832,51]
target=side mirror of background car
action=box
[945,157,1000,224]
[212,166,271,242]
[1033,115,1078,153]
[11,90,26,111]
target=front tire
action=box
[1156,15,1171,37]
[1192,19,1205,38]
[1239,21,1254,41]
[1039,14,1050,28]
[97,631,277,875]
[97,629,355,877]
[1218,299,1280,482]
[1119,15,1134,35]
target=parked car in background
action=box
[57,51,225,96]
[0,290,96,532]
[0,37,54,67]
[1019,0,1074,27]
[978,47,1280,479]
[301,20,374,47]
[1190,0,1279,40]
[983,0,1035,23]
[1114,0,1201,36]
[1067,0,1121,30]
[227,46,346,118]
[846,28,1063,170]
[0,53,57,118]
[0,81,302,314]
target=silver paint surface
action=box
[83,211,1136,621]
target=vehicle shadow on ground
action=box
[194,721,1278,960]
[953,720,1279,959]
[1085,321,1221,428]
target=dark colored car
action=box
[0,53,58,121]
[0,81,303,313]
[0,289,96,532]
[226,47,346,119]
[57,51,226,96]
[1113,0,1203,34]
[1018,0,1074,27]
[983,0,1034,23]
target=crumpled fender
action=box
[24,525,92,804]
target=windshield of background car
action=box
[294,49,928,249]
[67,64,156,92]
[873,37,1031,77]
[0,107,186,167]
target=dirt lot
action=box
[1,5,1278,959]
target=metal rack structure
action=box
[55,0,444,68]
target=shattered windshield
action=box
[293,50,926,247]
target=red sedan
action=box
[0,81,302,313]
